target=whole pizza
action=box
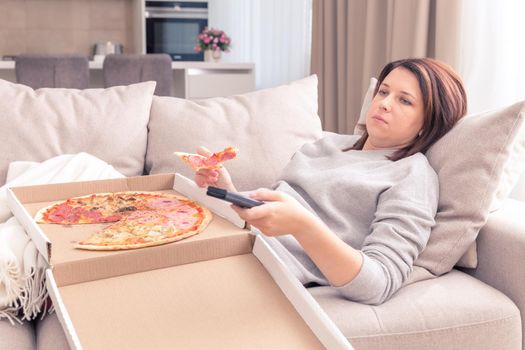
[35,191,212,251]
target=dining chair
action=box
[103,54,173,96]
[15,54,90,89]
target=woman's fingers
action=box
[195,174,209,187]
[230,204,262,221]
[197,146,213,157]
[229,189,286,222]
[195,168,219,187]
[230,200,271,221]
[249,188,285,201]
[197,168,218,177]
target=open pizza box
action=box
[7,173,352,350]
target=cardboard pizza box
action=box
[7,173,352,350]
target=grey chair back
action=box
[103,54,173,96]
[15,54,89,89]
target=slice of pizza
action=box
[174,146,238,171]
[75,204,212,250]
[35,193,123,225]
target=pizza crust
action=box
[173,152,209,170]
[34,201,59,224]
[74,228,201,251]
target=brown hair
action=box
[349,58,467,161]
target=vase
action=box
[204,49,221,63]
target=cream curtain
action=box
[209,0,312,90]
[311,0,462,134]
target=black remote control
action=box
[206,186,264,208]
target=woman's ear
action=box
[418,130,423,137]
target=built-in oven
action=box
[145,1,208,61]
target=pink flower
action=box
[196,27,231,53]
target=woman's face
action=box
[364,67,425,151]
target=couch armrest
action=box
[465,198,525,319]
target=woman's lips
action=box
[372,115,387,124]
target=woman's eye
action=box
[377,89,388,96]
[400,98,412,105]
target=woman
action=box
[195,58,467,305]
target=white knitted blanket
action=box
[0,153,124,324]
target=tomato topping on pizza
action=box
[173,146,238,170]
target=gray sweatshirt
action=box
[263,133,439,305]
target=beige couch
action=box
[0,77,523,350]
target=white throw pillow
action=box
[355,78,525,272]
[0,79,156,185]
[353,77,376,135]
[145,75,323,191]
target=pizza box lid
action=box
[6,173,249,269]
[46,234,351,349]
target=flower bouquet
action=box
[194,27,232,62]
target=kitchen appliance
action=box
[145,1,208,61]
[92,41,124,62]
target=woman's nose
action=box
[379,96,391,111]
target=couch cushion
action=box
[310,270,521,350]
[0,318,35,350]
[145,75,323,191]
[35,313,69,350]
[0,79,156,186]
[419,101,525,272]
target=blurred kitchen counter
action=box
[0,60,256,99]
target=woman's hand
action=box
[194,146,236,192]
[231,188,319,237]
[234,189,364,288]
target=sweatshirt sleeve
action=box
[336,158,439,304]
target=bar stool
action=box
[103,54,173,96]
[15,54,90,89]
